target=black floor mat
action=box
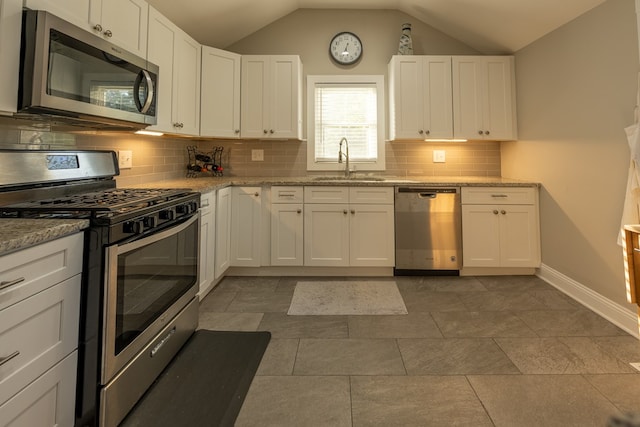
[120,329,271,427]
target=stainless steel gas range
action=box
[0,150,200,426]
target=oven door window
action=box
[114,219,198,354]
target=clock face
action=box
[329,32,363,65]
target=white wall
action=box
[502,0,639,309]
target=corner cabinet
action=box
[304,186,395,267]
[240,55,303,140]
[147,6,201,136]
[24,0,148,58]
[461,186,540,268]
[452,56,517,140]
[0,0,21,114]
[0,233,83,427]
[200,47,241,138]
[198,191,216,299]
[388,55,453,140]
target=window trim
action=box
[306,75,386,172]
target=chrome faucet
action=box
[338,137,350,178]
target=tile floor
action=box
[198,275,640,426]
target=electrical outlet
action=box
[251,149,264,161]
[433,150,446,163]
[118,150,133,169]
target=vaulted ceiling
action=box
[145,0,607,53]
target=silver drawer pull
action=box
[279,194,295,198]
[0,351,20,367]
[491,194,508,198]
[0,277,25,291]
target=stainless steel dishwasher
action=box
[394,187,461,273]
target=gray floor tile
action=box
[401,290,468,312]
[423,275,488,292]
[476,275,553,292]
[516,310,628,336]
[351,376,493,426]
[398,338,521,375]
[225,290,292,313]
[215,276,280,292]
[432,311,538,337]
[468,374,621,427]
[459,290,549,311]
[495,337,637,374]
[528,289,582,310]
[584,374,640,413]
[235,376,351,427]
[258,313,349,338]
[198,289,236,312]
[197,312,263,331]
[256,338,299,376]
[294,338,406,375]
[348,313,443,338]
[591,335,640,363]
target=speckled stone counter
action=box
[130,175,539,193]
[0,219,89,256]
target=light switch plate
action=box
[251,149,264,161]
[118,150,132,169]
[433,150,446,163]
[630,362,640,372]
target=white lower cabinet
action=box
[0,233,83,427]
[215,187,232,278]
[198,190,216,298]
[303,186,395,267]
[230,187,262,267]
[461,186,540,268]
[271,186,304,266]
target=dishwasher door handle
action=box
[418,193,437,199]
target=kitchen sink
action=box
[311,176,386,181]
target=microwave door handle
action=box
[133,70,154,114]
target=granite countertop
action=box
[0,219,89,257]
[132,175,539,193]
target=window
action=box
[307,75,385,171]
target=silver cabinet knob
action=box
[478,130,484,135]
[297,209,302,214]
[343,210,348,214]
[485,130,490,135]
[493,209,499,215]
[103,29,113,37]
[234,129,240,134]
[93,24,103,32]
[501,210,506,215]
[418,130,424,135]
[269,129,274,134]
[254,192,259,197]
[425,130,430,135]
[263,129,268,134]
[350,209,355,214]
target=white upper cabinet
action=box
[200,47,241,138]
[241,55,302,140]
[452,56,517,140]
[147,6,201,136]
[0,0,22,114]
[389,55,453,140]
[25,0,148,57]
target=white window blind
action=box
[314,84,378,163]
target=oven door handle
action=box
[115,213,199,255]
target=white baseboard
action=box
[537,263,639,339]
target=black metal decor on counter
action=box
[187,146,224,177]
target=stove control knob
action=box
[144,215,158,228]
[124,220,144,235]
[176,202,196,215]
[159,209,176,220]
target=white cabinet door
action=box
[200,47,241,138]
[198,191,216,298]
[23,0,92,31]
[499,204,540,267]
[241,55,302,139]
[231,187,262,267]
[349,204,395,267]
[461,204,502,267]
[271,203,304,266]
[0,0,22,114]
[304,204,349,267]
[389,55,452,140]
[452,56,516,140]
[147,7,200,136]
[215,187,232,279]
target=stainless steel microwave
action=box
[18,10,158,129]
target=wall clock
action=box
[329,32,363,65]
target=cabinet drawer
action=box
[0,351,77,427]
[349,187,394,204]
[304,186,349,204]
[461,186,536,205]
[0,276,81,405]
[0,233,83,311]
[272,186,304,203]
[200,190,216,211]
